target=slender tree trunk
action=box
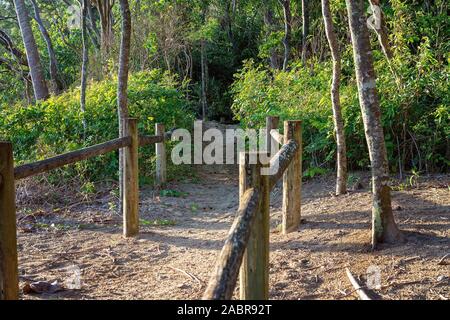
[13,0,49,101]
[263,6,279,69]
[301,0,309,63]
[279,0,291,71]
[80,0,89,135]
[345,0,403,248]
[30,0,63,95]
[322,0,347,195]
[118,0,131,212]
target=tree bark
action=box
[301,0,309,63]
[322,0,347,195]
[279,0,291,71]
[367,0,393,60]
[80,0,89,134]
[30,0,64,95]
[13,0,49,101]
[92,0,114,63]
[118,0,131,212]
[345,0,402,248]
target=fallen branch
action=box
[345,268,371,300]
[168,266,202,287]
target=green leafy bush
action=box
[0,70,195,182]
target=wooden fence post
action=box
[282,121,302,234]
[266,116,279,155]
[0,142,19,300]
[155,123,166,186]
[123,118,139,237]
[239,152,270,300]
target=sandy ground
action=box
[15,167,449,300]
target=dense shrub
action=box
[231,55,448,174]
[0,70,195,183]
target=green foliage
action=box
[0,70,195,182]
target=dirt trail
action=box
[17,168,449,300]
[15,122,449,300]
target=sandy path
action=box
[16,167,449,300]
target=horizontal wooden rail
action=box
[14,136,131,180]
[203,188,260,300]
[139,128,175,148]
[139,135,164,147]
[268,139,299,190]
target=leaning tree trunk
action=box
[279,0,291,71]
[80,0,89,135]
[30,0,64,95]
[118,0,131,212]
[345,0,403,248]
[13,0,49,101]
[322,0,347,195]
[301,0,309,63]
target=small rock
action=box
[437,275,447,282]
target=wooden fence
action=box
[203,117,302,300]
[0,116,302,300]
[0,118,169,300]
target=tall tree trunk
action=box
[345,0,402,248]
[80,0,89,135]
[30,0,64,95]
[301,0,309,63]
[279,0,291,71]
[86,1,101,50]
[118,0,131,212]
[263,6,279,69]
[13,0,49,101]
[322,0,347,195]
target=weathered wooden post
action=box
[282,121,302,234]
[123,118,139,237]
[266,116,279,155]
[239,152,270,300]
[0,142,19,300]
[155,123,166,186]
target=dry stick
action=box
[345,268,372,300]
[168,266,202,286]
[438,253,449,265]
